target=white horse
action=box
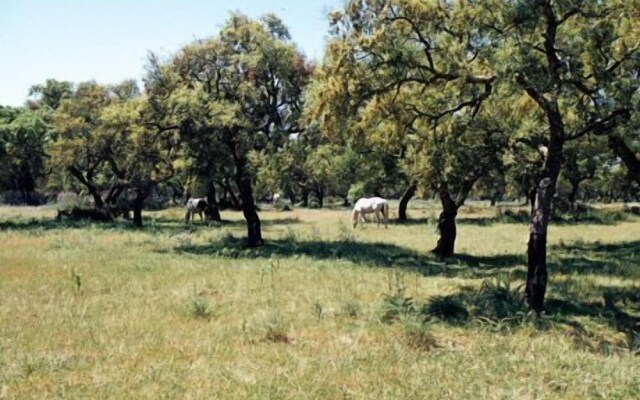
[185,198,209,224]
[272,192,282,205]
[352,197,389,228]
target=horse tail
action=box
[352,208,359,227]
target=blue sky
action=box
[0,0,345,106]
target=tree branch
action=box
[566,108,631,140]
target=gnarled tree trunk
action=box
[236,176,263,246]
[608,135,640,186]
[68,166,104,209]
[397,183,417,222]
[228,134,263,246]
[431,189,459,257]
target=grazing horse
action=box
[352,197,389,228]
[185,198,209,224]
[273,193,282,205]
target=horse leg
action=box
[383,205,389,228]
[352,210,359,228]
[385,208,389,228]
[375,210,381,228]
[199,211,204,224]
[185,210,191,225]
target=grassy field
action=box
[0,202,638,399]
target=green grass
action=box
[0,202,638,399]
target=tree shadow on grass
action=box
[173,236,640,280]
[0,217,125,232]
[549,241,640,279]
[0,216,190,233]
[173,237,528,279]
[544,284,639,353]
[152,216,303,227]
[418,280,638,353]
[0,214,303,234]
[397,209,631,227]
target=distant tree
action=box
[148,13,311,245]
[29,79,73,110]
[50,82,114,208]
[308,0,507,256]
[607,109,640,187]
[0,106,52,204]
[99,93,178,227]
[557,139,605,211]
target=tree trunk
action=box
[490,190,502,207]
[301,187,309,207]
[398,183,417,222]
[131,185,152,228]
[528,188,537,215]
[105,183,125,205]
[132,204,143,227]
[132,196,144,227]
[608,135,640,186]
[317,188,324,208]
[431,190,459,258]
[288,192,296,205]
[224,178,241,209]
[206,181,222,222]
[526,132,563,314]
[236,176,263,247]
[68,166,105,209]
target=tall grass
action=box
[0,203,638,399]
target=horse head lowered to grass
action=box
[352,197,389,228]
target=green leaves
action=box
[0,106,52,197]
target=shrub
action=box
[421,295,469,323]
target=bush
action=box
[421,295,469,323]
[473,278,529,324]
[187,298,214,320]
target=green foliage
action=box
[309,0,511,217]
[473,278,529,325]
[28,79,72,110]
[0,106,52,203]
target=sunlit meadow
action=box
[0,201,638,399]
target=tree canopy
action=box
[2,4,639,312]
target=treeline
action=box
[1,2,639,311]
